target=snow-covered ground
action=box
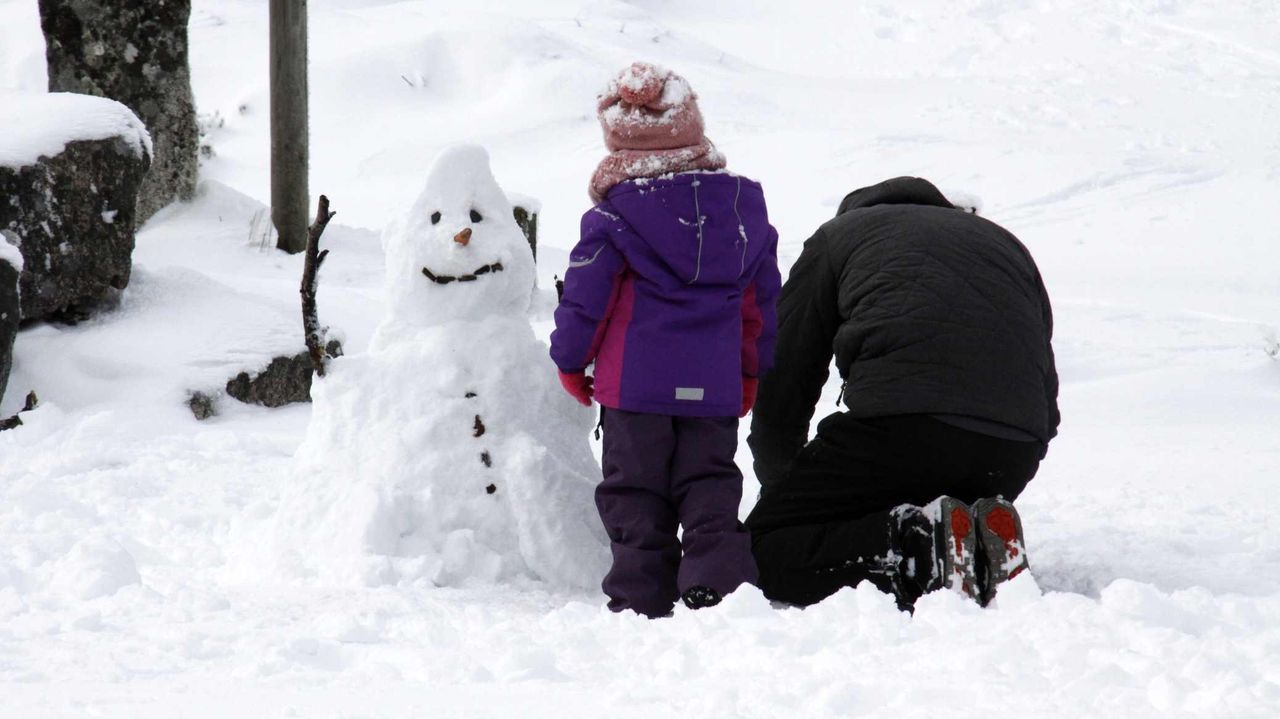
[2,1,1279,716]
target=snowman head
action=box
[383,144,535,327]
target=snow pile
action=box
[46,537,142,601]
[260,146,607,589]
[0,92,152,168]
[5,570,1278,717]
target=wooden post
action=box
[270,0,309,254]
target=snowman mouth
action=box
[421,262,505,285]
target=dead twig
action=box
[301,195,336,377]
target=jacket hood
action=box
[836,176,956,216]
[606,172,771,287]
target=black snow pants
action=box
[597,408,757,618]
[746,413,1044,607]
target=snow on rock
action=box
[0,232,22,271]
[261,145,608,589]
[506,191,542,215]
[0,92,151,169]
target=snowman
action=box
[272,144,609,589]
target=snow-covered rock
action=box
[0,92,151,321]
[269,145,608,589]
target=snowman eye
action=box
[469,209,483,223]
[430,211,441,225]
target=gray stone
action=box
[39,0,198,222]
[0,136,150,322]
[513,205,538,262]
[0,392,39,432]
[187,391,216,421]
[0,254,18,406]
[225,340,344,409]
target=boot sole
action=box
[934,496,979,602]
[973,497,1029,606]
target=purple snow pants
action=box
[597,408,758,618]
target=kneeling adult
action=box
[747,177,1059,608]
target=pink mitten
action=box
[558,371,595,407]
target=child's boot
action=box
[681,586,722,609]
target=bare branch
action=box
[301,194,336,377]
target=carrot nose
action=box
[453,228,472,247]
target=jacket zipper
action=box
[688,179,705,284]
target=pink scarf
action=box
[589,141,726,203]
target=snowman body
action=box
[277,145,608,588]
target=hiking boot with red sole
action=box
[972,497,1030,606]
[933,496,979,602]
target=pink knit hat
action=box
[589,62,726,202]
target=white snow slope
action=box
[2,1,1279,717]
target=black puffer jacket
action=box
[749,177,1059,487]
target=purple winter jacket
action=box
[550,172,781,417]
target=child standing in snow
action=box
[550,62,781,618]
